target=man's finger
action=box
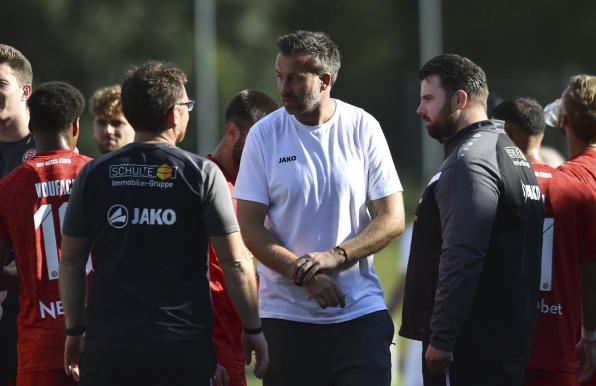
[253,348,269,379]
[333,284,346,308]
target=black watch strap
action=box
[64,325,86,336]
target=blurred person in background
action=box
[89,85,134,154]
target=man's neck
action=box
[295,97,336,126]
[567,130,596,158]
[456,106,488,131]
[134,129,177,146]
[34,136,72,153]
[210,142,237,180]
[0,115,30,142]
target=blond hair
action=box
[0,44,33,86]
[563,74,596,143]
[89,85,123,117]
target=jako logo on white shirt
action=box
[278,155,297,163]
[521,181,541,201]
[107,204,176,228]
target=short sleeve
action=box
[366,117,403,201]
[233,126,270,205]
[62,163,92,238]
[201,163,240,236]
[0,182,9,241]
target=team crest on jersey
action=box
[22,147,37,162]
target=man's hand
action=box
[577,337,596,382]
[303,273,346,309]
[213,364,230,386]
[425,343,453,374]
[64,335,84,381]
[289,250,345,285]
[242,332,269,379]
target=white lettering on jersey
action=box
[39,300,64,319]
[34,179,74,198]
[130,208,177,225]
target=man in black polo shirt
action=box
[59,61,267,386]
[399,54,544,386]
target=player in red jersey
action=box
[493,96,596,386]
[207,90,277,386]
[0,81,91,386]
[557,75,596,385]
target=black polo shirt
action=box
[63,142,239,351]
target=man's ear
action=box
[225,121,241,141]
[72,118,80,139]
[166,106,177,128]
[22,84,32,100]
[453,90,468,110]
[319,73,332,91]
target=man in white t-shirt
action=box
[234,30,405,386]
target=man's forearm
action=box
[340,211,404,263]
[241,222,298,279]
[582,261,596,331]
[59,259,87,329]
[221,256,261,328]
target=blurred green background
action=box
[3,1,594,384]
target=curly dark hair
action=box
[277,30,341,86]
[27,81,85,133]
[121,60,187,133]
[419,54,489,109]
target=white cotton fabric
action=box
[234,99,403,323]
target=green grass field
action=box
[245,238,407,386]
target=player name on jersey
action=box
[34,178,75,198]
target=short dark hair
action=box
[277,30,341,85]
[0,44,33,86]
[419,54,488,109]
[27,81,85,133]
[121,60,187,133]
[492,97,545,136]
[225,90,278,128]
[562,74,596,143]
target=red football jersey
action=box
[526,163,596,372]
[558,150,596,189]
[0,150,91,374]
[207,155,246,386]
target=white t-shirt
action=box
[234,99,403,323]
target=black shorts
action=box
[79,343,216,386]
[262,310,394,386]
[0,294,17,386]
[422,341,525,386]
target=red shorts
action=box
[217,355,247,386]
[17,370,77,386]
[524,368,579,386]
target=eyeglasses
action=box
[176,100,196,112]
